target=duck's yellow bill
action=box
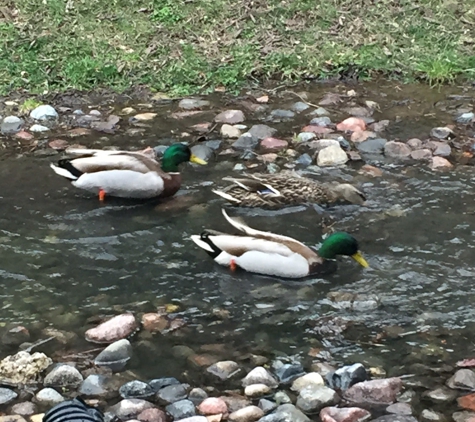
[351,251,369,268]
[190,154,207,165]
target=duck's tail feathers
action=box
[221,209,253,234]
[191,231,222,258]
[50,161,82,180]
[212,189,241,204]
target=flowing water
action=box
[0,81,475,391]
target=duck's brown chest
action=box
[159,173,182,198]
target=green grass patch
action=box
[1,0,475,95]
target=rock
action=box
[274,391,292,404]
[0,387,17,405]
[190,122,212,133]
[233,164,246,171]
[121,107,135,114]
[179,99,210,110]
[198,397,228,415]
[447,369,475,390]
[245,384,272,397]
[206,140,222,150]
[221,124,242,139]
[215,110,245,124]
[260,138,288,152]
[156,383,187,404]
[337,117,366,132]
[174,417,208,422]
[141,313,168,333]
[149,377,180,392]
[384,141,411,158]
[297,132,316,142]
[344,107,371,117]
[371,417,417,422]
[258,153,278,163]
[430,156,453,170]
[311,363,336,377]
[48,139,69,150]
[35,388,64,406]
[301,125,333,135]
[44,364,83,387]
[0,351,52,385]
[68,127,91,137]
[1,326,30,346]
[420,410,447,422]
[120,381,154,399]
[348,151,362,161]
[410,149,432,160]
[291,373,324,393]
[296,385,340,413]
[166,399,196,420]
[309,107,330,116]
[137,408,167,422]
[91,115,120,133]
[424,386,457,403]
[85,314,137,344]
[29,124,49,132]
[458,393,475,411]
[242,367,278,388]
[258,399,277,413]
[326,364,368,390]
[430,127,454,139]
[30,105,58,120]
[455,112,474,124]
[191,144,214,162]
[130,113,157,122]
[291,102,310,112]
[108,399,155,419]
[249,124,277,140]
[0,417,27,422]
[356,138,387,154]
[453,411,475,422]
[29,415,44,422]
[308,139,340,152]
[188,388,208,406]
[259,404,310,422]
[11,402,37,416]
[386,402,412,415]
[317,145,348,166]
[220,396,251,413]
[94,339,132,371]
[1,116,24,134]
[79,374,120,398]
[229,405,263,422]
[427,141,451,157]
[270,109,295,119]
[295,153,313,166]
[343,377,402,405]
[232,133,260,151]
[370,120,390,132]
[273,362,305,384]
[320,406,371,422]
[14,130,34,141]
[351,130,375,143]
[407,138,423,149]
[310,116,332,127]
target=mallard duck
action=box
[211,171,366,208]
[191,209,369,278]
[50,143,207,200]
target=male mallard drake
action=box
[50,143,207,200]
[191,209,369,278]
[212,171,366,209]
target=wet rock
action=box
[455,112,474,124]
[85,313,137,344]
[14,130,34,141]
[326,364,367,390]
[270,109,295,119]
[430,156,453,170]
[337,117,366,132]
[188,388,208,406]
[215,110,245,124]
[197,397,228,415]
[386,402,412,415]
[274,391,292,404]
[205,140,222,150]
[458,393,475,411]
[410,149,432,160]
[245,384,272,397]
[310,116,332,127]
[297,132,316,142]
[1,116,23,134]
[320,406,371,422]
[68,127,91,137]
[137,408,167,422]
[260,137,288,152]
[311,363,336,377]
[2,325,30,347]
[221,395,251,413]
[295,153,313,166]
[44,364,83,387]
[89,109,101,116]
[291,102,310,112]
[453,411,475,422]
[79,374,119,398]
[166,399,196,420]
[29,124,49,132]
[420,410,447,422]
[221,124,242,139]
[94,339,132,371]
[371,417,417,422]
[206,361,240,381]
[121,107,135,115]
[424,386,457,403]
[350,130,375,143]
[35,388,64,406]
[291,373,324,393]
[234,164,246,171]
[191,144,214,162]
[447,369,475,390]
[384,141,411,158]
[156,383,187,404]
[242,367,278,388]
[309,107,330,116]
[248,124,277,140]
[343,377,402,405]
[258,399,277,414]
[259,403,310,422]
[301,125,333,135]
[344,107,371,117]
[30,105,58,120]
[258,153,278,163]
[370,120,390,132]
[229,405,263,422]
[407,138,423,149]
[308,139,340,152]
[91,115,120,133]
[141,313,168,333]
[0,387,17,405]
[273,362,305,384]
[179,99,210,110]
[356,138,387,154]
[174,417,207,422]
[348,151,362,161]
[0,351,52,384]
[48,139,69,150]
[317,145,348,166]
[108,399,155,419]
[427,141,451,157]
[430,127,454,140]
[11,402,37,416]
[120,381,154,399]
[149,377,180,392]
[296,385,340,413]
[130,113,157,122]
[232,133,260,151]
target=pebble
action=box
[371,417,417,422]
[370,119,390,132]
[270,109,295,119]
[245,384,272,397]
[44,364,83,387]
[141,313,168,333]
[317,145,348,166]
[259,404,310,422]
[79,374,117,398]
[120,380,154,399]
[0,417,27,422]
[232,133,260,150]
[30,105,58,120]
[94,339,133,371]
[179,99,210,110]
[173,417,208,422]
[297,132,316,142]
[215,110,245,124]
[424,386,457,403]
[108,399,155,419]
[156,383,187,404]
[336,117,366,132]
[85,313,137,343]
[308,139,340,152]
[410,149,432,160]
[207,361,241,380]
[320,406,371,422]
[291,102,310,112]
[130,113,157,122]
[220,396,251,413]
[191,144,214,162]
[188,388,208,405]
[326,363,368,390]
[166,399,196,420]
[296,385,340,413]
[455,112,474,124]
[273,391,292,404]
[386,402,412,415]
[407,138,423,149]
[260,137,288,152]
[1,116,23,134]
[149,377,180,392]
[89,109,101,116]
[197,397,228,415]
[384,141,411,158]
[356,138,387,154]
[228,405,263,422]
[11,402,37,416]
[0,387,17,405]
[301,125,333,135]
[291,373,324,393]
[343,377,402,405]
[14,130,34,141]
[350,130,376,143]
[233,164,246,171]
[430,156,453,170]
[121,107,136,114]
[311,363,336,377]
[137,408,167,422]
[295,153,313,166]
[345,106,371,117]
[248,124,277,140]
[273,362,305,383]
[309,107,330,116]
[221,124,242,139]
[29,124,50,132]
[428,141,451,157]
[35,388,64,406]
[48,139,69,150]
[258,399,277,413]
[430,127,454,140]
[242,367,278,388]
[447,369,475,390]
[420,410,447,422]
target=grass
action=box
[0,0,475,96]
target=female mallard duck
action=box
[212,172,366,209]
[50,143,207,200]
[191,209,369,278]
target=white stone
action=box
[291,372,324,392]
[317,145,348,166]
[35,388,64,405]
[242,366,278,388]
[244,383,272,397]
[220,124,241,139]
[30,124,49,132]
[30,105,58,120]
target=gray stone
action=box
[430,141,451,157]
[295,153,313,166]
[108,399,155,419]
[207,360,241,380]
[205,140,222,150]
[291,102,310,112]
[179,99,210,110]
[447,369,475,390]
[35,388,64,406]
[1,116,23,134]
[233,163,246,171]
[73,109,84,115]
[149,377,180,392]
[258,403,310,422]
[79,374,115,397]
[0,387,17,405]
[174,418,208,422]
[270,109,295,119]
[430,127,454,139]
[453,412,475,422]
[229,405,264,422]
[242,366,278,388]
[245,384,273,397]
[232,133,260,150]
[326,363,368,390]
[410,149,432,160]
[424,386,457,403]
[317,145,348,166]
[320,407,371,422]
[309,107,330,116]
[308,139,340,152]
[188,387,208,405]
[190,144,213,162]
[166,399,195,420]
[297,132,316,142]
[455,112,474,124]
[343,377,402,405]
[420,409,447,422]
[89,109,101,116]
[249,124,277,140]
[292,373,325,393]
[259,399,277,413]
[11,401,37,416]
[384,141,411,158]
[357,138,387,154]
[157,383,187,404]
[119,380,154,399]
[273,362,305,383]
[310,116,332,127]
[215,110,245,124]
[407,138,423,149]
[44,364,83,387]
[94,339,132,372]
[296,385,340,413]
[273,391,292,404]
[386,402,412,415]
[30,105,58,120]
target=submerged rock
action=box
[44,364,83,387]
[326,363,368,390]
[108,399,155,420]
[0,351,52,385]
[207,361,241,380]
[79,374,121,398]
[94,339,132,371]
[386,402,412,415]
[384,141,411,158]
[447,369,475,390]
[273,362,305,384]
[11,402,37,416]
[156,383,187,404]
[317,145,348,166]
[424,386,457,403]
[320,406,371,422]
[430,157,453,170]
[85,313,137,344]
[343,377,402,405]
[188,388,208,406]
[179,99,210,110]
[149,377,181,392]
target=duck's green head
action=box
[318,232,369,267]
[161,143,207,172]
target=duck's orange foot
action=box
[230,259,237,272]
[99,189,106,202]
